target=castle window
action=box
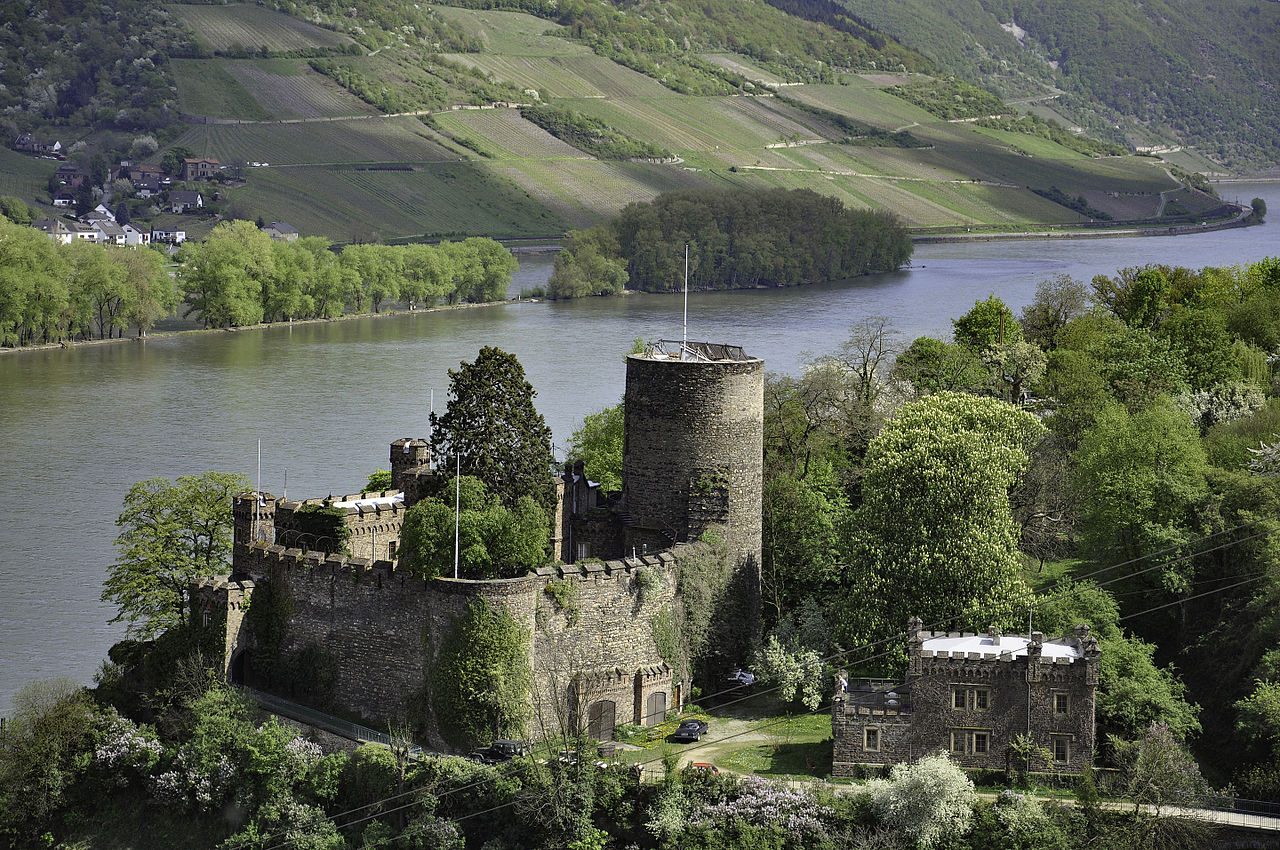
[864,727,880,752]
[953,687,991,711]
[388,540,397,561]
[950,729,993,756]
[973,731,989,754]
[1054,692,1070,715]
[1053,737,1070,762]
[949,731,966,754]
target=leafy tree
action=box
[1157,308,1242,390]
[429,347,554,512]
[548,227,628,299]
[1252,197,1267,222]
[750,598,832,710]
[566,402,624,494]
[892,335,988,397]
[762,472,843,625]
[365,469,393,491]
[398,476,548,580]
[118,245,178,337]
[837,393,1044,650]
[953,294,1022,350]
[983,339,1047,403]
[179,220,276,327]
[103,471,249,639]
[1114,723,1215,848]
[1072,399,1209,593]
[0,679,97,844]
[1021,274,1090,351]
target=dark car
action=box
[469,739,528,764]
[670,719,709,742]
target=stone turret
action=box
[390,438,432,505]
[232,491,276,556]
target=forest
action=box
[547,188,913,299]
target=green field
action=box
[228,163,568,241]
[171,60,273,120]
[429,6,581,55]
[223,60,377,119]
[699,53,789,87]
[434,110,589,161]
[0,148,59,209]
[492,158,704,227]
[169,4,355,53]
[441,54,670,99]
[171,118,456,166]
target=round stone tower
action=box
[622,340,763,576]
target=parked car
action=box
[671,718,709,742]
[724,668,756,688]
[469,739,528,764]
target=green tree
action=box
[837,393,1044,650]
[566,402,624,494]
[1021,275,1090,352]
[1251,197,1267,222]
[548,227,628,299]
[429,347,554,512]
[867,752,975,849]
[103,471,249,639]
[761,472,843,626]
[892,335,988,396]
[179,220,276,327]
[953,294,1022,350]
[1073,399,1209,590]
[398,476,548,580]
[118,245,178,337]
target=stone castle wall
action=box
[231,539,686,750]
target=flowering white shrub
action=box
[284,734,324,772]
[93,713,162,786]
[866,752,975,849]
[693,775,831,841]
[994,790,1048,839]
[149,747,237,811]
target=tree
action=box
[1252,197,1267,223]
[429,347,554,512]
[892,335,988,397]
[119,245,178,337]
[566,402,624,494]
[397,476,548,580]
[762,472,843,625]
[837,393,1044,649]
[1114,723,1215,849]
[179,220,276,327]
[1073,399,1209,596]
[953,294,1021,350]
[548,227,628,299]
[103,471,249,639]
[1019,275,1090,352]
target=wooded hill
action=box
[0,0,1257,242]
[834,0,1280,171]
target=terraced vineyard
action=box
[698,53,789,87]
[169,4,355,54]
[224,60,377,119]
[429,6,580,55]
[172,118,455,166]
[434,110,589,160]
[0,149,60,210]
[493,159,705,227]
[442,55,671,99]
[171,60,273,120]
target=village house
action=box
[54,163,89,190]
[832,618,1100,777]
[264,221,299,241]
[181,157,220,181]
[92,220,126,245]
[14,133,61,156]
[32,218,74,245]
[152,226,187,244]
[121,224,151,246]
[169,190,203,214]
[51,192,75,208]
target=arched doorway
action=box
[229,649,246,685]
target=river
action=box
[0,182,1276,716]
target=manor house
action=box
[832,618,1100,776]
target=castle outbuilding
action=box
[832,617,1100,776]
[194,340,765,750]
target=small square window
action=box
[1054,693,1070,714]
[864,727,880,752]
[974,689,989,710]
[953,689,966,710]
[1053,738,1070,762]
[950,731,965,753]
[973,732,989,754]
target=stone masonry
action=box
[833,618,1100,776]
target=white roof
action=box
[921,634,1081,661]
[331,493,404,509]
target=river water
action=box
[1,182,1276,716]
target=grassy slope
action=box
[12,4,1193,240]
[168,3,355,53]
[835,0,1280,170]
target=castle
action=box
[194,340,764,750]
[832,618,1100,776]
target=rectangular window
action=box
[388,540,397,561]
[950,731,965,753]
[974,689,989,710]
[864,727,880,752]
[1053,738,1070,762]
[973,732,989,754]
[953,688,966,710]
[1054,693,1070,715]
[953,687,991,710]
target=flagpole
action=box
[454,451,461,579]
[682,243,689,349]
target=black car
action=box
[469,739,528,764]
[670,719,709,742]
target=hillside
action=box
[833,0,1280,171]
[0,1,1249,242]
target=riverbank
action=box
[913,204,1255,243]
[0,297,516,356]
